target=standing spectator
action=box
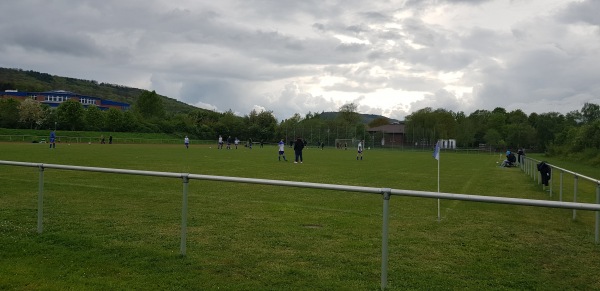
[248,138,253,149]
[278,139,288,161]
[109,135,113,144]
[260,140,264,148]
[184,136,190,149]
[357,140,364,160]
[321,141,324,150]
[517,148,525,165]
[49,130,56,149]
[537,161,552,187]
[293,137,305,163]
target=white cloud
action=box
[0,0,598,121]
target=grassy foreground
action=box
[1,142,599,290]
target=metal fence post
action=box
[381,188,391,290]
[37,164,44,234]
[573,176,578,220]
[531,161,539,184]
[596,184,599,244]
[181,174,189,256]
[560,171,564,202]
[529,158,532,177]
[549,170,553,197]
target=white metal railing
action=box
[2,160,600,290]
[520,156,600,222]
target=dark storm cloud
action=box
[559,1,600,26]
[474,46,600,107]
[3,27,103,57]
[179,79,241,110]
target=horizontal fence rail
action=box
[523,156,599,185]
[2,159,600,290]
[520,156,600,233]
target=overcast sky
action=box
[1,0,599,121]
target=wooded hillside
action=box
[0,67,196,114]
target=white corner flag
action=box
[433,141,440,160]
[433,141,441,221]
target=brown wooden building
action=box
[367,123,405,147]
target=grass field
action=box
[1,142,599,290]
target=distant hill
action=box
[0,67,198,114]
[319,111,400,124]
[1,67,401,122]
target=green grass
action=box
[1,143,599,290]
[0,128,205,145]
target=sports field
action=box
[1,142,599,290]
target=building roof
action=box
[40,90,93,97]
[367,123,405,134]
[2,91,27,97]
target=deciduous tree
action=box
[18,99,44,129]
[135,90,165,120]
[0,98,21,128]
[84,105,104,131]
[56,100,85,131]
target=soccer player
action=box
[357,140,364,160]
[218,135,223,149]
[278,139,287,161]
[293,137,304,163]
[184,136,189,149]
[234,137,239,149]
[49,130,56,149]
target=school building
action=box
[1,90,130,111]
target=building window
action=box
[43,95,67,102]
[80,98,96,105]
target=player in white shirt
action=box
[184,136,189,149]
[278,139,288,161]
[357,140,364,160]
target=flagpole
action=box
[437,153,440,221]
[433,140,441,221]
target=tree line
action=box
[0,92,375,146]
[404,103,600,165]
[1,89,598,163]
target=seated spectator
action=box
[500,151,517,167]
